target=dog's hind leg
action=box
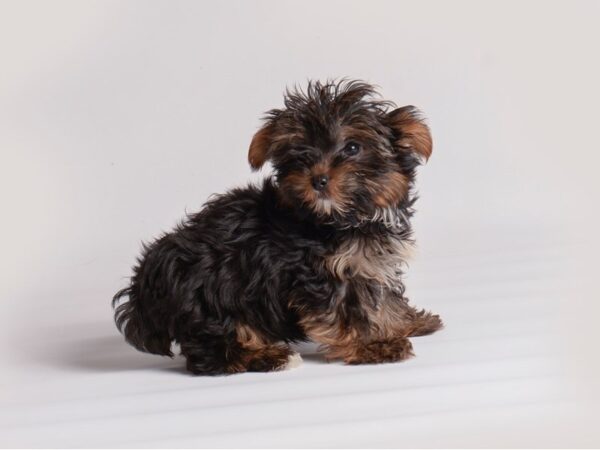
[179,321,300,375]
[235,323,302,372]
[179,328,238,375]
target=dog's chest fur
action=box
[324,231,411,289]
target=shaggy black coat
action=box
[113,80,442,375]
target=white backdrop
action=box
[1,1,599,447]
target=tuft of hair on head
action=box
[247,78,432,170]
[247,79,388,170]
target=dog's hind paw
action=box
[282,352,303,370]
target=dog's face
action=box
[248,80,432,226]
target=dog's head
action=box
[248,80,432,227]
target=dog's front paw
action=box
[344,338,414,365]
[408,311,444,337]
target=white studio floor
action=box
[2,223,597,448]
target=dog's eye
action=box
[342,141,361,156]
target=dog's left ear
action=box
[388,106,432,161]
[248,124,274,170]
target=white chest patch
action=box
[325,234,414,288]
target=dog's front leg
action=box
[300,310,415,364]
[298,285,417,365]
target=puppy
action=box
[113,80,442,375]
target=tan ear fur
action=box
[388,106,432,161]
[248,124,274,170]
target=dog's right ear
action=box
[248,124,274,170]
[387,106,432,162]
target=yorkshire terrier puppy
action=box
[113,80,442,375]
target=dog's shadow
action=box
[30,321,183,374]
[48,333,188,374]
[43,324,327,375]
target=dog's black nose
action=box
[311,174,329,191]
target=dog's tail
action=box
[112,285,174,357]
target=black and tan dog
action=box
[113,80,442,375]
